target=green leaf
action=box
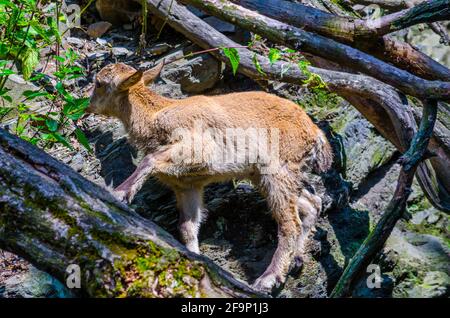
[29,72,46,81]
[53,132,73,150]
[268,48,281,65]
[20,47,39,80]
[0,0,13,9]
[55,82,73,102]
[30,20,51,43]
[252,54,265,75]
[222,47,240,76]
[0,106,12,117]
[1,95,12,103]
[0,88,12,103]
[63,97,89,120]
[0,68,14,76]
[45,118,58,132]
[23,90,50,100]
[47,16,62,44]
[54,55,65,63]
[16,124,25,136]
[75,128,92,153]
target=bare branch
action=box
[231,0,450,81]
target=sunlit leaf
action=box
[252,53,265,75]
[268,48,281,65]
[20,47,39,80]
[222,47,240,76]
[75,128,92,153]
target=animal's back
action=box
[153,91,325,163]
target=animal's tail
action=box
[311,130,333,174]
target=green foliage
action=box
[268,47,281,65]
[252,53,265,75]
[222,47,240,75]
[0,0,92,152]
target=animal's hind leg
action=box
[175,187,205,254]
[252,171,302,293]
[294,189,322,268]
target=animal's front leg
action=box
[175,188,205,254]
[114,149,171,203]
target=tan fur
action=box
[88,62,333,293]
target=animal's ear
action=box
[117,70,144,91]
[143,61,164,85]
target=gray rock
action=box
[96,37,109,46]
[123,24,133,31]
[406,271,449,298]
[86,51,109,60]
[426,211,441,224]
[411,209,433,225]
[112,47,132,57]
[66,37,85,48]
[0,266,72,298]
[3,74,40,107]
[159,47,222,94]
[71,153,85,172]
[146,43,171,56]
[337,110,396,188]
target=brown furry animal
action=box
[87,62,333,293]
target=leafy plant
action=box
[222,47,240,76]
[0,0,92,152]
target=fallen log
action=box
[141,0,450,211]
[232,0,450,81]
[0,128,262,298]
[181,0,450,102]
[233,0,450,40]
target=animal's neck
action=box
[118,86,171,134]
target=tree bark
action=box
[181,0,450,102]
[0,128,262,298]
[231,0,450,81]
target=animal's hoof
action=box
[114,189,130,204]
[185,242,200,254]
[251,272,284,294]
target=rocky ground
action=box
[0,4,449,298]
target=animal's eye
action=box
[95,82,102,89]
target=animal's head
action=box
[87,62,164,116]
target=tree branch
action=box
[180,0,450,101]
[373,0,450,35]
[350,0,423,10]
[231,0,450,80]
